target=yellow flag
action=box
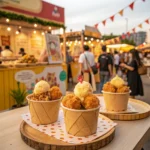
[119,9,124,16]
[138,24,142,28]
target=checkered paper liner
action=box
[99,97,138,114]
[22,110,117,144]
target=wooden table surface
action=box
[0,106,150,150]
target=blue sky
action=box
[45,0,150,35]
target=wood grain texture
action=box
[20,115,115,150]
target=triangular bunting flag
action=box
[145,19,149,24]
[127,32,130,36]
[102,20,106,26]
[132,28,136,33]
[129,2,134,10]
[138,24,142,28]
[142,0,145,2]
[94,23,99,28]
[119,9,124,16]
[110,15,115,22]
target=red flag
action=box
[94,23,99,28]
[110,15,115,22]
[102,20,106,26]
[145,19,149,24]
[132,28,136,33]
[129,2,134,10]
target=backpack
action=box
[99,54,109,71]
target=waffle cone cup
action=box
[27,95,61,125]
[102,91,129,111]
[61,103,100,137]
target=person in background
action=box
[114,50,120,74]
[66,46,73,83]
[107,52,114,74]
[0,46,2,53]
[79,45,95,84]
[120,49,143,98]
[18,48,26,56]
[1,45,13,57]
[98,45,112,93]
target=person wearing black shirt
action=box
[18,48,26,56]
[98,45,112,93]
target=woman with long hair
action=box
[120,49,143,98]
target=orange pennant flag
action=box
[145,19,149,24]
[119,9,124,16]
[102,20,106,26]
[94,23,99,28]
[110,15,115,22]
[129,2,134,10]
[138,24,142,28]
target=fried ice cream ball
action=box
[62,94,81,109]
[116,86,130,93]
[103,82,116,93]
[82,94,99,109]
[49,86,62,100]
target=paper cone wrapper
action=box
[61,104,100,137]
[102,91,129,111]
[27,95,61,125]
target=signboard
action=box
[0,0,42,13]
[45,33,62,64]
[84,25,101,38]
[15,67,66,95]
[1,35,10,46]
[1,1,64,24]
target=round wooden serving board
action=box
[100,98,150,121]
[20,115,115,150]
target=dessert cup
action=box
[27,94,61,125]
[61,103,100,137]
[102,91,130,112]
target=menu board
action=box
[15,33,29,54]
[1,36,10,46]
[45,33,62,64]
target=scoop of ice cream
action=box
[74,81,93,101]
[49,86,62,100]
[82,94,99,109]
[34,80,50,95]
[110,75,125,88]
[62,94,81,109]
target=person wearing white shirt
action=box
[114,51,120,73]
[79,45,95,84]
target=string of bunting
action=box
[94,0,146,28]
[103,17,150,45]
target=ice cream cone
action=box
[102,91,129,111]
[61,103,100,137]
[27,95,61,125]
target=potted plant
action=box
[10,82,27,109]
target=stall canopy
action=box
[107,44,135,52]
[0,0,65,30]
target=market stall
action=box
[60,26,101,83]
[0,1,67,111]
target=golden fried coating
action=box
[116,86,130,93]
[103,82,116,93]
[28,91,51,101]
[62,94,81,109]
[49,86,62,100]
[82,94,99,109]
